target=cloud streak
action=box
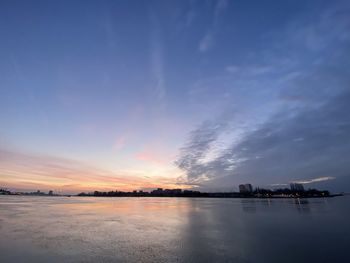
[199,0,228,52]
[292,176,335,185]
[150,10,166,103]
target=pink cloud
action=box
[135,147,175,165]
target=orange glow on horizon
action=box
[0,148,191,194]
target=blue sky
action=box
[0,0,349,193]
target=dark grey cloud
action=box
[176,88,350,191]
[226,90,350,181]
[175,119,228,181]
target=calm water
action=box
[0,196,349,263]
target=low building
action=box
[151,188,164,195]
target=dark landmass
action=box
[1,187,342,198]
[77,187,340,198]
[0,189,66,196]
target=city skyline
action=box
[1,0,350,194]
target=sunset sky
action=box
[1,0,350,193]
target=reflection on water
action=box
[240,198,325,214]
[0,196,349,262]
[293,198,311,213]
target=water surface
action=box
[0,196,349,262]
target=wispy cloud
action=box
[225,65,274,76]
[150,11,166,104]
[175,117,230,181]
[199,0,228,52]
[199,33,214,52]
[286,3,350,52]
[292,176,335,184]
[101,9,118,48]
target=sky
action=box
[1,0,350,194]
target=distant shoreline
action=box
[1,187,344,199]
[1,194,343,199]
[73,194,343,199]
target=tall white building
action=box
[290,183,304,191]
